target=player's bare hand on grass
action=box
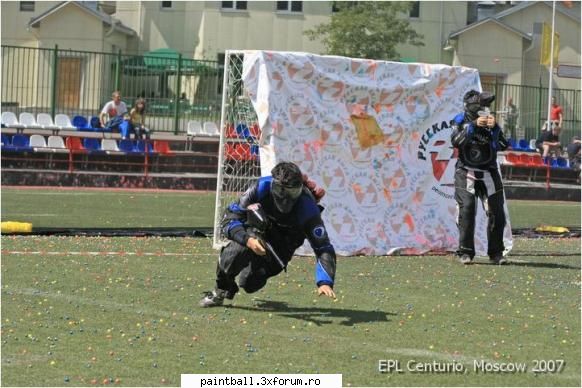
[317,285,336,299]
[246,237,266,256]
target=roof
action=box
[28,1,136,36]
[449,1,580,41]
[449,17,532,40]
[495,1,581,23]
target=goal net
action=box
[213,51,262,248]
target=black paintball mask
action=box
[463,90,495,122]
[270,162,304,214]
[271,180,302,213]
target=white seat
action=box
[37,113,59,129]
[1,111,24,128]
[187,120,203,136]
[529,139,537,150]
[101,138,120,152]
[19,112,41,128]
[29,134,47,148]
[203,121,220,137]
[47,135,66,149]
[54,114,75,129]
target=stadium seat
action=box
[1,112,24,129]
[226,124,237,138]
[101,139,120,152]
[119,139,136,153]
[136,140,154,153]
[82,138,102,152]
[187,120,203,136]
[153,140,173,155]
[518,139,532,152]
[19,112,41,128]
[528,154,545,167]
[225,143,239,160]
[552,157,568,168]
[89,116,105,131]
[529,139,537,151]
[29,134,47,149]
[250,123,261,137]
[509,138,519,151]
[66,137,86,153]
[54,114,76,130]
[235,123,251,139]
[72,115,92,131]
[1,134,11,148]
[47,135,67,150]
[37,113,59,130]
[505,152,521,165]
[9,134,32,151]
[203,121,220,137]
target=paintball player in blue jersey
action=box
[451,90,509,265]
[200,161,337,307]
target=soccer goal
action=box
[213,51,262,249]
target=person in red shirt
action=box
[550,96,563,128]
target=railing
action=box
[482,81,581,147]
[1,45,222,134]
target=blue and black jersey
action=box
[221,176,336,288]
[451,112,509,170]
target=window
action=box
[276,1,302,13]
[19,1,35,12]
[221,1,247,10]
[161,1,172,9]
[409,1,420,18]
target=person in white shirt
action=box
[100,91,128,129]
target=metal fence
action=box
[2,45,580,142]
[1,45,221,134]
[482,81,581,146]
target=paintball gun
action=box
[246,203,287,271]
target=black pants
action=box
[215,240,293,296]
[454,167,506,258]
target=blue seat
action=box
[250,144,259,156]
[82,138,102,152]
[119,139,137,153]
[72,115,92,131]
[518,139,531,152]
[7,134,32,152]
[1,134,11,148]
[553,157,568,168]
[136,140,154,153]
[89,116,106,131]
[236,123,251,139]
[509,138,520,151]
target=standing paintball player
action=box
[451,90,509,265]
[200,161,337,307]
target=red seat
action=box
[65,137,86,152]
[529,154,545,167]
[226,125,237,139]
[505,152,521,165]
[237,143,252,160]
[225,143,239,160]
[153,140,173,155]
[519,153,530,166]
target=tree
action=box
[305,2,424,60]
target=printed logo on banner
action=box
[380,164,409,201]
[326,203,358,243]
[317,154,349,196]
[360,217,390,249]
[350,171,380,212]
[287,138,316,175]
[316,77,345,102]
[287,96,316,131]
[285,60,315,85]
[350,59,377,78]
[319,116,348,146]
[416,119,457,200]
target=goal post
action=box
[213,51,262,249]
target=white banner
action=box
[242,51,512,256]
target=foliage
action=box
[305,1,424,60]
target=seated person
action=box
[567,136,581,171]
[120,98,150,140]
[535,125,561,161]
[100,91,128,131]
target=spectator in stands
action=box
[567,136,581,171]
[535,124,561,162]
[550,96,563,129]
[100,91,128,131]
[503,96,518,139]
[127,98,150,140]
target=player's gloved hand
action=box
[476,116,488,128]
[303,174,325,203]
[487,115,496,128]
[317,284,336,299]
[246,237,266,256]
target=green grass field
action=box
[1,188,581,387]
